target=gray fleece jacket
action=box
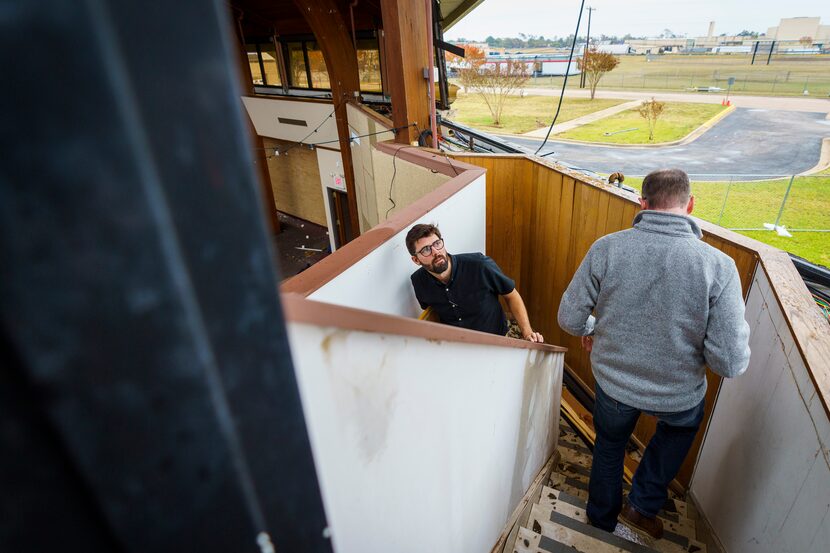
[558,211,750,412]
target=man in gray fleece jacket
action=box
[558,168,750,539]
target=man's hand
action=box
[581,336,593,352]
[523,331,544,343]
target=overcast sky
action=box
[444,0,830,40]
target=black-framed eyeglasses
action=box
[415,238,444,257]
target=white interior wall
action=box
[308,173,486,317]
[288,322,563,553]
[241,97,339,146]
[316,149,346,252]
[346,104,389,232]
[691,268,830,552]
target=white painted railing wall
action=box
[287,322,563,553]
[691,267,830,552]
[308,173,486,317]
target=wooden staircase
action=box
[511,421,707,553]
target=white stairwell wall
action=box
[287,320,563,553]
[691,267,830,552]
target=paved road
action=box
[507,108,830,177]
[521,88,830,113]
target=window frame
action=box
[246,31,384,94]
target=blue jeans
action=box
[586,383,705,532]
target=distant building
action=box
[767,16,830,42]
[578,44,633,55]
[627,38,690,54]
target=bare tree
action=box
[447,45,485,93]
[467,59,529,126]
[577,49,619,99]
[637,97,665,142]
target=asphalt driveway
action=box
[506,108,830,178]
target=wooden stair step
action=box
[540,486,698,543]
[513,526,542,553]
[550,472,689,520]
[557,461,634,493]
[530,502,705,553]
[527,503,660,553]
[559,431,593,454]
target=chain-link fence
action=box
[687,174,830,232]
[573,70,830,97]
[623,173,830,267]
[524,54,830,97]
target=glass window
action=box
[357,38,381,92]
[246,43,263,85]
[288,42,309,88]
[306,42,331,89]
[260,42,281,87]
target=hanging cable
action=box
[534,0,586,155]
[385,145,421,219]
[278,100,343,156]
[262,124,415,159]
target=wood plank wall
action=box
[455,154,759,488]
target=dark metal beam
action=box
[0,2,330,551]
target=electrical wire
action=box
[278,100,343,156]
[813,293,830,321]
[385,145,421,219]
[262,123,416,159]
[534,0,587,155]
[443,153,460,176]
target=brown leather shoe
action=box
[619,502,664,540]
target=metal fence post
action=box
[773,175,796,228]
[717,176,733,225]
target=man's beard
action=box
[429,254,448,273]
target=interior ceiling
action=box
[230,0,485,38]
[231,0,382,38]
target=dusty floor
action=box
[273,212,330,280]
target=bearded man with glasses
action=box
[405,223,543,342]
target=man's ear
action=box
[411,255,422,266]
[639,197,648,210]
[686,195,695,215]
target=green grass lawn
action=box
[524,54,830,97]
[449,92,624,134]
[622,175,830,267]
[555,102,726,144]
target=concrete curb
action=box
[799,137,830,176]
[515,104,738,148]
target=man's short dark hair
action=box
[405,223,442,255]
[642,169,691,209]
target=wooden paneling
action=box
[454,153,766,489]
[380,0,432,144]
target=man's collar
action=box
[632,210,703,238]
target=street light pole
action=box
[580,6,595,88]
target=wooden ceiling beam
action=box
[291,0,362,242]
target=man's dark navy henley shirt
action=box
[410,252,515,335]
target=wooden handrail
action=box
[282,294,567,355]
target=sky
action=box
[444,0,830,40]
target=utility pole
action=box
[579,6,596,88]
